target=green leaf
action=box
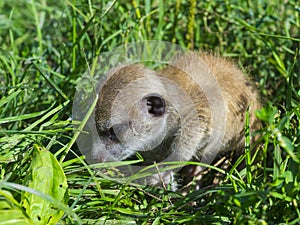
[21,144,68,225]
[0,89,22,108]
[255,103,278,125]
[0,190,34,225]
[279,136,299,163]
[0,209,33,225]
[0,110,49,125]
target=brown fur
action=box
[94,52,261,187]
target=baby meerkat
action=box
[94,52,261,187]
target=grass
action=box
[0,0,299,224]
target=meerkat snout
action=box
[94,52,261,188]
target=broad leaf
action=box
[22,144,68,225]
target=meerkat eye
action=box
[98,126,119,142]
[108,127,119,142]
[145,95,165,117]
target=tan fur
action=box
[160,53,261,156]
[94,52,261,187]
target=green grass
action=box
[0,0,300,224]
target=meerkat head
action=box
[94,64,176,162]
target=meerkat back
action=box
[160,52,261,162]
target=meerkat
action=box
[94,52,261,187]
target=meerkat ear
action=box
[144,94,166,117]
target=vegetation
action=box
[0,0,299,224]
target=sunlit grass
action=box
[0,0,299,224]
